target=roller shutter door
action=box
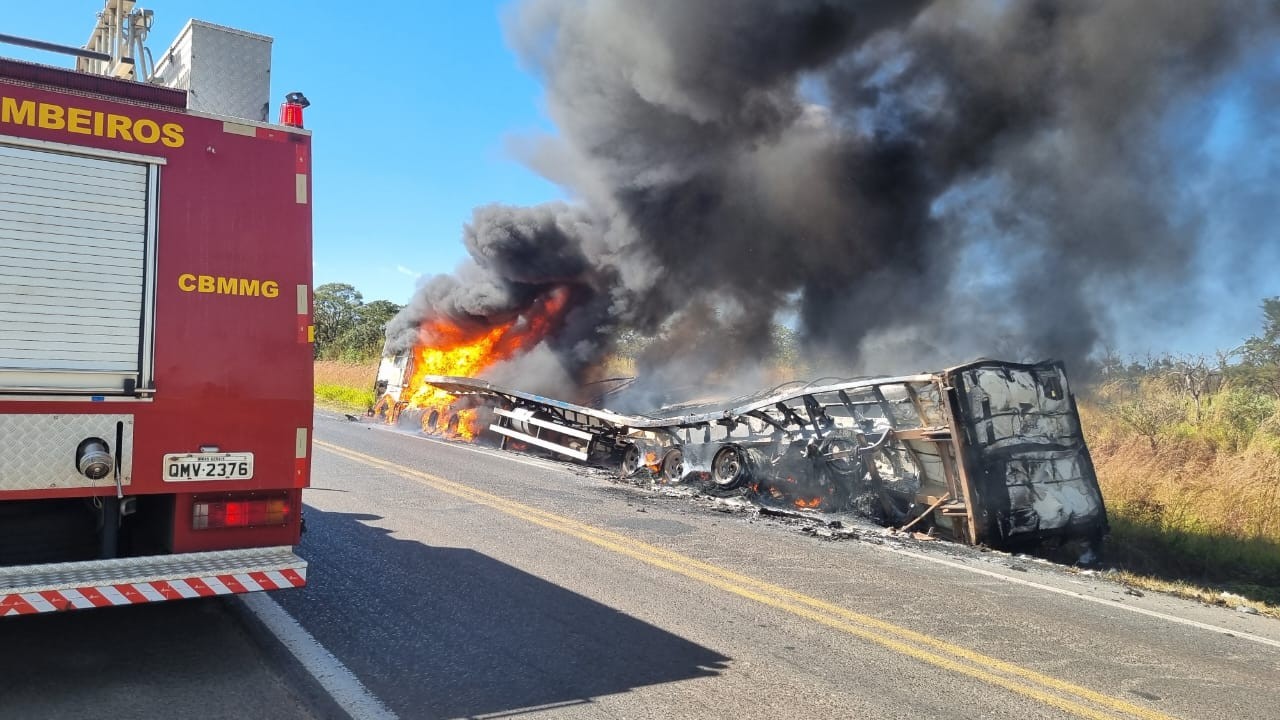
[0,144,151,393]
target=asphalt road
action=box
[278,413,1280,720]
[0,594,336,719]
[5,413,1279,720]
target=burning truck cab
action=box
[373,352,410,410]
[411,359,1108,555]
[372,351,480,437]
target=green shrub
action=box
[1102,382,1187,450]
[315,383,374,412]
[1252,413,1280,454]
[1208,388,1277,451]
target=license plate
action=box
[163,452,254,481]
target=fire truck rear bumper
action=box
[0,546,307,616]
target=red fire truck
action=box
[0,2,312,615]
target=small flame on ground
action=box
[644,451,660,473]
[794,497,822,509]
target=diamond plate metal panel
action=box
[0,414,133,490]
[153,20,272,122]
[0,546,304,594]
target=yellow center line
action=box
[315,439,1178,720]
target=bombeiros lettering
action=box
[178,273,279,299]
[1,95,185,148]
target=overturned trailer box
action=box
[423,360,1108,553]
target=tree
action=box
[334,299,402,361]
[313,283,363,358]
[1165,355,1221,424]
[313,284,404,362]
[1098,346,1126,380]
[1103,379,1187,451]
[1238,297,1280,398]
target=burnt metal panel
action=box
[944,360,1108,547]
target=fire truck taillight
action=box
[279,91,310,128]
[192,495,291,530]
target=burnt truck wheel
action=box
[392,404,416,429]
[372,394,394,421]
[660,448,685,483]
[819,433,862,477]
[711,445,750,489]
[619,443,641,476]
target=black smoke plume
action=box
[386,0,1280,404]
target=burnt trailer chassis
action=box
[422,360,1108,552]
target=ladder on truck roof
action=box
[77,0,155,81]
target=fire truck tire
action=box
[711,445,750,489]
[619,443,641,476]
[660,448,685,483]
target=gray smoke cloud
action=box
[386,0,1280,403]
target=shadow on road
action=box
[0,598,319,719]
[276,506,731,719]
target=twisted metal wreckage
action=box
[415,360,1108,553]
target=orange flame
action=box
[794,497,822,509]
[395,288,571,440]
[644,451,660,473]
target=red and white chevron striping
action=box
[0,568,306,615]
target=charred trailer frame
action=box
[622,360,1108,551]
[420,359,1108,552]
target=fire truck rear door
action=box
[0,141,156,395]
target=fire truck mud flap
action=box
[0,546,306,616]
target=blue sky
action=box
[9,0,560,304]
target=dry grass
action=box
[314,360,380,413]
[1078,394,1280,607]
[1103,570,1279,619]
[315,360,380,389]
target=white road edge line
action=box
[875,544,1280,651]
[239,592,398,720]
[350,423,1280,651]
